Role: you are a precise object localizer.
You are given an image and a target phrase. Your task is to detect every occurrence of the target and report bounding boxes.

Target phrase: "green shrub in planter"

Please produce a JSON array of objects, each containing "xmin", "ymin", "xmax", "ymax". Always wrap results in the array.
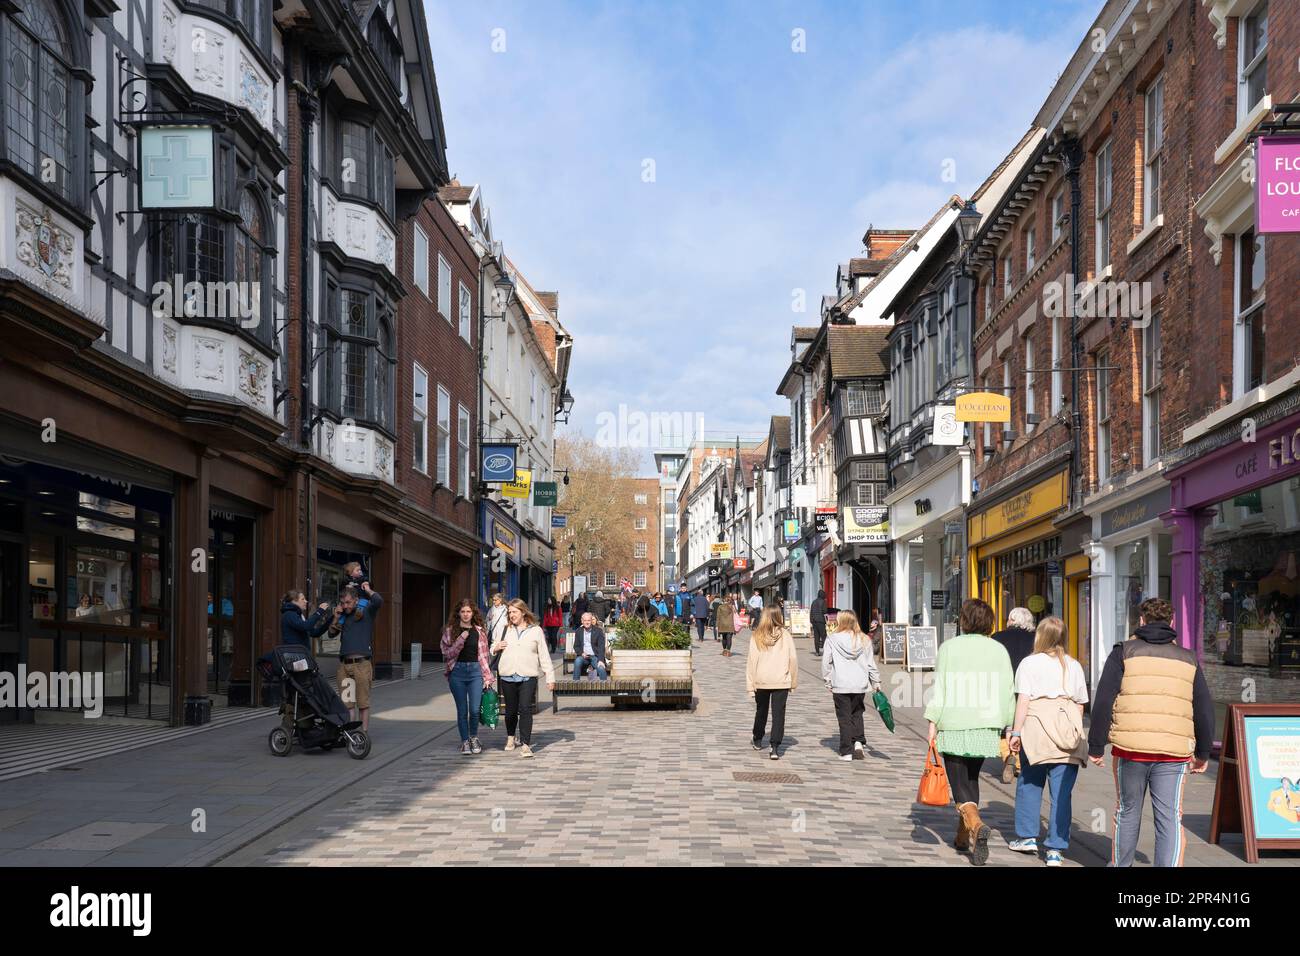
[{"xmin": 611, "ymin": 616, "xmax": 692, "ymax": 650}]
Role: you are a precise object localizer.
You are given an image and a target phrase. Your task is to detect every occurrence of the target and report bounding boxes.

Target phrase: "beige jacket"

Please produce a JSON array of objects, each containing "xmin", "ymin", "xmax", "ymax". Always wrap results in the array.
[
  {"xmin": 493, "ymin": 624, "xmax": 556, "ymax": 682},
  {"xmin": 747, "ymin": 628, "xmax": 798, "ymax": 695}
]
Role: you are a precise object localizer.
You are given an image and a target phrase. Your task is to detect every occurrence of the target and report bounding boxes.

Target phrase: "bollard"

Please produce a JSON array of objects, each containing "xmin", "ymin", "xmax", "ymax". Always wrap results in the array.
[{"xmin": 410, "ymin": 642, "xmax": 422, "ymax": 679}]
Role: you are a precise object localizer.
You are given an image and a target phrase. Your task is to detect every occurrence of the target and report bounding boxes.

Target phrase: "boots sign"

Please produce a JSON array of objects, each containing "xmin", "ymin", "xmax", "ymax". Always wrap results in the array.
[{"xmin": 1257, "ymin": 136, "xmax": 1300, "ymax": 233}]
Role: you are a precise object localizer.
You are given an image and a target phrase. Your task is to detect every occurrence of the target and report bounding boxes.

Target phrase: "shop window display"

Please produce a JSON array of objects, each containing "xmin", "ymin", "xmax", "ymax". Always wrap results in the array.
[{"xmin": 1200, "ymin": 480, "xmax": 1300, "ymax": 682}]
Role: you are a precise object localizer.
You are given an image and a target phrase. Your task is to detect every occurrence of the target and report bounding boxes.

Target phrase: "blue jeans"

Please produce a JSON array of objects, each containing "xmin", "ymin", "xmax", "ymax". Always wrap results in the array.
[
  {"xmin": 447, "ymin": 661, "xmax": 484, "ymax": 741},
  {"xmin": 1014, "ymin": 761, "xmax": 1080, "ymax": 850},
  {"xmin": 574, "ymin": 654, "xmax": 607, "ymax": 680}
]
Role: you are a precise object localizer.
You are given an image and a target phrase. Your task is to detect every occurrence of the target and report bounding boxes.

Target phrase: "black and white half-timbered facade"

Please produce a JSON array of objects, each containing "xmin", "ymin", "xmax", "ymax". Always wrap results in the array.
[{"xmin": 0, "ymin": 0, "xmax": 451, "ymax": 724}]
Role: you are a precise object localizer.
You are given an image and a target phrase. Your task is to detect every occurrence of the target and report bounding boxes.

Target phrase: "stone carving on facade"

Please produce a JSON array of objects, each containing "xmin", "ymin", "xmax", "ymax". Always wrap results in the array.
[
  {"xmin": 376, "ymin": 226, "xmax": 394, "ymax": 272},
  {"xmin": 322, "ymin": 422, "xmax": 336, "ymax": 464},
  {"xmin": 192, "ymin": 30, "xmax": 226, "ymax": 89},
  {"xmin": 323, "ymin": 194, "xmax": 337, "ymax": 242},
  {"xmin": 239, "ymin": 54, "xmax": 271, "ymax": 128},
  {"xmin": 193, "ymin": 335, "xmax": 225, "ymax": 384},
  {"xmin": 160, "ymin": 4, "xmax": 178, "ymax": 63},
  {"xmin": 238, "ymin": 348, "xmax": 268, "ymax": 406},
  {"xmin": 374, "ymin": 436, "xmax": 392, "ymax": 478},
  {"xmin": 344, "ymin": 210, "xmax": 368, "ymax": 256},
  {"xmin": 342, "ymin": 428, "xmax": 368, "ymax": 468},
  {"xmin": 161, "ymin": 323, "xmax": 178, "ymax": 374},
  {"xmin": 15, "ymin": 201, "xmax": 74, "ymax": 292}
]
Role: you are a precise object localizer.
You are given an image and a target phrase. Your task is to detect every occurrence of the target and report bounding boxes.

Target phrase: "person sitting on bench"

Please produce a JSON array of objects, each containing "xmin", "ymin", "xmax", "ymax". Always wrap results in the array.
[{"xmin": 573, "ymin": 611, "xmax": 608, "ymax": 681}]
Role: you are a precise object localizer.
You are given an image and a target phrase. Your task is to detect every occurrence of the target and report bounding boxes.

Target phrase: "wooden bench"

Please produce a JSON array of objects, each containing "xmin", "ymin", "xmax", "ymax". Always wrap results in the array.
[{"xmin": 551, "ymin": 677, "xmax": 693, "ymax": 712}]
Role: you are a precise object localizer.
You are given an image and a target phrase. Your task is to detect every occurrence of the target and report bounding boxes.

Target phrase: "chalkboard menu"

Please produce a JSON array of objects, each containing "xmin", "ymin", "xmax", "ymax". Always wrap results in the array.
[
  {"xmin": 906, "ymin": 626, "xmax": 938, "ymax": 671},
  {"xmin": 882, "ymin": 623, "xmax": 908, "ymax": 664}
]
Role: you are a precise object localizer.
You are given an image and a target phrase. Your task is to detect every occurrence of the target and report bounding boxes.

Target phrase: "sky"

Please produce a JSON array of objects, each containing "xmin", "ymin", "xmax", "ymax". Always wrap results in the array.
[{"xmin": 424, "ymin": 0, "xmax": 1100, "ymax": 459}]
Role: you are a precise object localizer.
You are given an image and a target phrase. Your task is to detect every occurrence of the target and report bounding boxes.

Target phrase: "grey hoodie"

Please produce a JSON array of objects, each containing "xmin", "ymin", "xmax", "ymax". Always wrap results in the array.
[{"xmin": 821, "ymin": 629, "xmax": 880, "ymax": 694}]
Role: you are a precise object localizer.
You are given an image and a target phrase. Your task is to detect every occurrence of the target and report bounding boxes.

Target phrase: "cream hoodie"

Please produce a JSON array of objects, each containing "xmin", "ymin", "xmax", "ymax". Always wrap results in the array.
[
  {"xmin": 746, "ymin": 628, "xmax": 798, "ymax": 695},
  {"xmin": 494, "ymin": 623, "xmax": 556, "ymax": 682}
]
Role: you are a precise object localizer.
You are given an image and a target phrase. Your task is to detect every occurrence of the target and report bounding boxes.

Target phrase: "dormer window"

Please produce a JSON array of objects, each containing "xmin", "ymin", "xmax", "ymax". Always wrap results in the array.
[{"xmin": 325, "ymin": 109, "xmax": 397, "ymax": 221}]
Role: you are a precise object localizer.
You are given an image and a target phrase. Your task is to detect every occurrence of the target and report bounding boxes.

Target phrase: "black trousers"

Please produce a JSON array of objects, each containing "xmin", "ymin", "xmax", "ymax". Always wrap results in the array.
[
  {"xmin": 501, "ymin": 677, "xmax": 538, "ymax": 744},
  {"xmin": 752, "ymin": 688, "xmax": 789, "ymax": 748},
  {"xmin": 544, "ymin": 626, "xmax": 559, "ymax": 653},
  {"xmin": 942, "ymin": 754, "xmax": 985, "ymax": 805},
  {"xmin": 812, "ymin": 621, "xmax": 827, "ymax": 654},
  {"xmin": 832, "ymin": 692, "xmax": 866, "ymax": 755},
  {"xmin": 720, "ymin": 630, "xmax": 734, "ymax": 650}
]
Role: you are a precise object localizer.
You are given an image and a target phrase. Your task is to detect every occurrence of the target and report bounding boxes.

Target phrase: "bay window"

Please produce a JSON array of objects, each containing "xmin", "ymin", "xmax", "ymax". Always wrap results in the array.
[
  {"xmin": 326, "ymin": 110, "xmax": 396, "ymax": 221},
  {"xmin": 2, "ymin": 0, "xmax": 86, "ymax": 208},
  {"xmin": 322, "ymin": 279, "xmax": 396, "ymax": 430}
]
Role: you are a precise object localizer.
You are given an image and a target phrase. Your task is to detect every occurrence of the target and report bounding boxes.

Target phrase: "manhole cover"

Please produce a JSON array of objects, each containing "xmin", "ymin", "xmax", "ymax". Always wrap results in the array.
[{"xmin": 733, "ymin": 771, "xmax": 803, "ymax": 784}]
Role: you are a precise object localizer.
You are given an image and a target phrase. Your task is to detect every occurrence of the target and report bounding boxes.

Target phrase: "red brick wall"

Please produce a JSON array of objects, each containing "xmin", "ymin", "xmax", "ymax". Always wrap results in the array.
[{"xmin": 394, "ymin": 196, "xmax": 480, "ymax": 537}]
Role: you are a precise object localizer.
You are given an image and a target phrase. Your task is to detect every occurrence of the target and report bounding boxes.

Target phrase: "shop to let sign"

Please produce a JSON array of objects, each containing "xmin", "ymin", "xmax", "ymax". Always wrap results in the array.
[
  {"xmin": 1256, "ymin": 136, "xmax": 1300, "ymax": 234},
  {"xmin": 501, "ymin": 468, "xmax": 532, "ymax": 499},
  {"xmin": 709, "ymin": 542, "xmax": 733, "ymax": 559}
]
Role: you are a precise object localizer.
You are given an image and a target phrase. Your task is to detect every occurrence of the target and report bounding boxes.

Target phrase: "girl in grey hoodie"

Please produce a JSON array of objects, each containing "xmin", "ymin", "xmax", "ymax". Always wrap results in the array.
[{"xmin": 822, "ymin": 610, "xmax": 881, "ymax": 761}]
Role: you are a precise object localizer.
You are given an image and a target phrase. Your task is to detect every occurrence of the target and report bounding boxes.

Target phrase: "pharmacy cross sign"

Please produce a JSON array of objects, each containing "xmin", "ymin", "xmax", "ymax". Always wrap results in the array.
[{"xmin": 139, "ymin": 125, "xmax": 216, "ymax": 210}]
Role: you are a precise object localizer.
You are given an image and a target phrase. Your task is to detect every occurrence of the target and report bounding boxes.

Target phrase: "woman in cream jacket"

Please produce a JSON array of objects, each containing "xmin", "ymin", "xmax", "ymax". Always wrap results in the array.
[
  {"xmin": 490, "ymin": 599, "xmax": 556, "ymax": 758},
  {"xmin": 746, "ymin": 606, "xmax": 798, "ymax": 760}
]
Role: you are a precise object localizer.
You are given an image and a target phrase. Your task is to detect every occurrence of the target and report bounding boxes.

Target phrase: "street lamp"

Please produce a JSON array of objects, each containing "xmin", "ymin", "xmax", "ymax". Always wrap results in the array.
[
  {"xmin": 555, "ymin": 389, "xmax": 575, "ymax": 424},
  {"xmin": 953, "ymin": 199, "xmax": 981, "ymax": 246}
]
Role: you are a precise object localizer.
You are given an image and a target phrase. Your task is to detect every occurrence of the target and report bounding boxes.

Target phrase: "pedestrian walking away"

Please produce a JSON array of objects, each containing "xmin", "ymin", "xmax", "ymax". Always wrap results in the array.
[
  {"xmin": 992, "ymin": 606, "xmax": 1037, "ymax": 783},
  {"xmin": 810, "ymin": 589, "xmax": 828, "ymax": 656},
  {"xmin": 542, "ymin": 598, "xmax": 563, "ymax": 654},
  {"xmin": 440, "ymin": 599, "xmax": 495, "ymax": 755},
  {"xmin": 1006, "ymin": 616, "xmax": 1088, "ymax": 866},
  {"xmin": 715, "ymin": 594, "xmax": 737, "ymax": 655},
  {"xmin": 692, "ymin": 591, "xmax": 710, "ymax": 642},
  {"xmin": 924, "ymin": 597, "xmax": 1014, "ymax": 866},
  {"xmin": 490, "ymin": 599, "xmax": 557, "ymax": 758},
  {"xmin": 747, "ymin": 606, "xmax": 798, "ymax": 760},
  {"xmin": 821, "ymin": 609, "xmax": 881, "ymax": 761},
  {"xmin": 1087, "ymin": 597, "xmax": 1214, "ymax": 867}
]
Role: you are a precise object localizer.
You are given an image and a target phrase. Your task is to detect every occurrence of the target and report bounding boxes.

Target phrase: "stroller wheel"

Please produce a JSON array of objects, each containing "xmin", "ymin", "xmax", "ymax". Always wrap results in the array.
[
  {"xmin": 268, "ymin": 726, "xmax": 292, "ymax": 756},
  {"xmin": 344, "ymin": 730, "xmax": 371, "ymax": 760}
]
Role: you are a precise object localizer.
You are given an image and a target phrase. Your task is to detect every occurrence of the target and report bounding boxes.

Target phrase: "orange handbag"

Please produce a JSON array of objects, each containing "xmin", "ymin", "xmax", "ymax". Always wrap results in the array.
[{"xmin": 917, "ymin": 740, "xmax": 952, "ymax": 807}]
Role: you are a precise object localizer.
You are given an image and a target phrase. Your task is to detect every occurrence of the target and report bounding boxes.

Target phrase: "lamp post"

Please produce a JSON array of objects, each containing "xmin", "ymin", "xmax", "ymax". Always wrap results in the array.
[{"xmin": 568, "ymin": 543, "xmax": 576, "ymax": 600}]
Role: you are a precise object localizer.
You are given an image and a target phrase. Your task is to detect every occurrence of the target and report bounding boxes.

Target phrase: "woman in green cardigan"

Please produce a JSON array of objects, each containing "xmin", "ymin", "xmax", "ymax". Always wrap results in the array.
[{"xmin": 924, "ymin": 597, "xmax": 1015, "ymax": 866}]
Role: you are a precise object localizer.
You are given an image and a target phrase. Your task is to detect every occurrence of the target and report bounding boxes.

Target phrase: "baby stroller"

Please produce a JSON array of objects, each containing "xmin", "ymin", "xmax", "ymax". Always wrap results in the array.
[{"xmin": 258, "ymin": 644, "xmax": 371, "ymax": 759}]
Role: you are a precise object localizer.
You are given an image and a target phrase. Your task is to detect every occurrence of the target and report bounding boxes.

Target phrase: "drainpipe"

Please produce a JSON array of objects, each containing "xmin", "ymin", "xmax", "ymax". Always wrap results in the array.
[{"xmin": 1063, "ymin": 135, "xmax": 1085, "ymax": 508}]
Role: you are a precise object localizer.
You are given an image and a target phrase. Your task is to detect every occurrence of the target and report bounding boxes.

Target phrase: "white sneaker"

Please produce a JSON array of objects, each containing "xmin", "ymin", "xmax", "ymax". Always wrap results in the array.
[
  {"xmin": 854, "ymin": 741, "xmax": 864, "ymax": 752},
  {"xmin": 504, "ymin": 736, "xmax": 517, "ymax": 752},
  {"xmin": 839, "ymin": 753, "xmax": 853, "ymax": 762},
  {"xmin": 520, "ymin": 744, "xmax": 534, "ymax": 758}
]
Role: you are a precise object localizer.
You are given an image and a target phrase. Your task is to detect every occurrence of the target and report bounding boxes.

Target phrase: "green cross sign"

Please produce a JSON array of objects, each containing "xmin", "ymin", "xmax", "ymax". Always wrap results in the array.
[{"xmin": 140, "ymin": 125, "xmax": 215, "ymax": 209}]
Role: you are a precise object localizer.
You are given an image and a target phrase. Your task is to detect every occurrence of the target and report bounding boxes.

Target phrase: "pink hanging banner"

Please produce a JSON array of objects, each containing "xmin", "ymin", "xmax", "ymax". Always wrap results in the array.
[{"xmin": 1256, "ymin": 135, "xmax": 1300, "ymax": 233}]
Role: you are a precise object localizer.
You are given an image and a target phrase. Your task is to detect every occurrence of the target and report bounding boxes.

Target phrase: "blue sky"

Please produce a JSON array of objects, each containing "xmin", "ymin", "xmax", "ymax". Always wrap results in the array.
[{"xmin": 425, "ymin": 0, "xmax": 1099, "ymax": 456}]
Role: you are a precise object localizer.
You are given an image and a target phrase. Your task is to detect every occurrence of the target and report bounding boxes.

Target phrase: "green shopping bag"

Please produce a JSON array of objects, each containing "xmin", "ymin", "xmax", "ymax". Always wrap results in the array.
[
  {"xmin": 479, "ymin": 687, "xmax": 500, "ymax": 729},
  {"xmin": 872, "ymin": 689, "xmax": 895, "ymax": 733}
]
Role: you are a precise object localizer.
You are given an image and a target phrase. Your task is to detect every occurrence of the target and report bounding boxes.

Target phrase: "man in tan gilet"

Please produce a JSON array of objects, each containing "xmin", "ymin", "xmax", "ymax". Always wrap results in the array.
[{"xmin": 1087, "ymin": 598, "xmax": 1214, "ymax": 866}]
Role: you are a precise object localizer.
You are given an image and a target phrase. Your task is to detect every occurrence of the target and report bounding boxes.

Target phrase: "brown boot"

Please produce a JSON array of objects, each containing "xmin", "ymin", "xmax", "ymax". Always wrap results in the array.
[
  {"xmin": 958, "ymin": 802, "xmax": 990, "ymax": 866},
  {"xmin": 954, "ymin": 808, "xmax": 969, "ymax": 851}
]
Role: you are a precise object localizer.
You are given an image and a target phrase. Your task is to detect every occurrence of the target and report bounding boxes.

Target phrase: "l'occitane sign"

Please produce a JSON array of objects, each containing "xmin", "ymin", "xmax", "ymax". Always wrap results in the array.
[{"xmin": 955, "ymin": 391, "xmax": 1011, "ymax": 423}]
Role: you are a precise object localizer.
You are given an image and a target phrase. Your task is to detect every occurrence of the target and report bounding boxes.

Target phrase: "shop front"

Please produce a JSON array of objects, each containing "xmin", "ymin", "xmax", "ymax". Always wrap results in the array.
[
  {"xmin": 1166, "ymin": 405, "xmax": 1300, "ymax": 707},
  {"xmin": 0, "ymin": 450, "xmax": 174, "ymax": 723},
  {"xmin": 838, "ymin": 507, "xmax": 889, "ymax": 623},
  {"xmin": 479, "ymin": 503, "xmax": 521, "ymax": 606},
  {"xmin": 1085, "ymin": 482, "xmax": 1172, "ymax": 685},
  {"xmin": 887, "ymin": 449, "xmax": 969, "ymax": 630},
  {"xmin": 968, "ymin": 468, "xmax": 1069, "ymax": 632}
]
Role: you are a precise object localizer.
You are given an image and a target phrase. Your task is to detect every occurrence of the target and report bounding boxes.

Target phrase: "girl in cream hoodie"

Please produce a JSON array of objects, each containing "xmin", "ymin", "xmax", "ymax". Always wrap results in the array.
[
  {"xmin": 490, "ymin": 599, "xmax": 556, "ymax": 758},
  {"xmin": 746, "ymin": 607, "xmax": 798, "ymax": 760}
]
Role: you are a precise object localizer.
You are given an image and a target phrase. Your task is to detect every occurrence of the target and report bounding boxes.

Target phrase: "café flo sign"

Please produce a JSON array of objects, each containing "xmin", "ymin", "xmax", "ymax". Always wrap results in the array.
[{"xmin": 1269, "ymin": 427, "xmax": 1300, "ymax": 472}]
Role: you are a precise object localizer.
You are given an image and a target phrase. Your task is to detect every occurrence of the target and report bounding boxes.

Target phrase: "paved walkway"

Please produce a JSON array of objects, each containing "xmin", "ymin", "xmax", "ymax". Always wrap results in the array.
[{"xmin": 220, "ymin": 632, "xmax": 1277, "ymax": 867}]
